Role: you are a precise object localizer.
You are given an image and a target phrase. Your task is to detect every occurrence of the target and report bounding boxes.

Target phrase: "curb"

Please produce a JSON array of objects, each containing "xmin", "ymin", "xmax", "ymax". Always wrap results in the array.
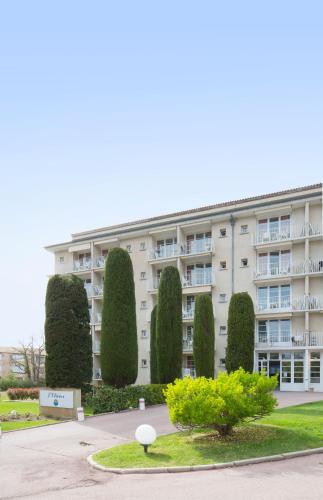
[
  {"xmin": 84, "ymin": 404, "xmax": 165, "ymax": 419},
  {"xmin": 0, "ymin": 419, "xmax": 69, "ymax": 434},
  {"xmin": 87, "ymin": 446, "xmax": 323, "ymax": 475}
]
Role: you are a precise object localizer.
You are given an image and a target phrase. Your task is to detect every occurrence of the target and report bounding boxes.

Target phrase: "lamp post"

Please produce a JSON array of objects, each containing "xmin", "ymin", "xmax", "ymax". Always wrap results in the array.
[{"xmin": 135, "ymin": 424, "xmax": 157, "ymax": 453}]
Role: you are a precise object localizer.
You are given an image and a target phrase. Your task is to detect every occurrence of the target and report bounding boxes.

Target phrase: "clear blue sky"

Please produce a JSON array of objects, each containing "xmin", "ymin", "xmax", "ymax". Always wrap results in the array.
[{"xmin": 0, "ymin": 1, "xmax": 322, "ymax": 345}]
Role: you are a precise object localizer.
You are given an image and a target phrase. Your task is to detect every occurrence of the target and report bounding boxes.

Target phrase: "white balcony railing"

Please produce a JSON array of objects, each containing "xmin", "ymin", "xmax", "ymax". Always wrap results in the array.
[
  {"xmin": 254, "ymin": 266, "xmax": 291, "ymax": 280},
  {"xmin": 149, "ymin": 244, "xmax": 178, "ymax": 260},
  {"xmin": 181, "ymin": 239, "xmax": 212, "ymax": 256},
  {"xmin": 95, "ymin": 313, "xmax": 102, "ymax": 324},
  {"xmin": 182, "ymin": 306, "xmax": 195, "ymax": 320},
  {"xmin": 93, "ymin": 341, "xmax": 101, "ymax": 353},
  {"xmin": 255, "ymin": 223, "xmax": 322, "ymax": 245},
  {"xmin": 84, "ymin": 284, "xmax": 104, "ymax": 298},
  {"xmin": 255, "ymin": 258, "xmax": 323, "ymax": 280},
  {"xmin": 256, "ymin": 331, "xmax": 323, "ymax": 348},
  {"xmin": 182, "ymin": 270, "xmax": 213, "ymax": 287},
  {"xmin": 293, "ymin": 295, "xmax": 323, "ymax": 312},
  {"xmin": 257, "ymin": 298, "xmax": 291, "ymax": 313},
  {"xmin": 94, "ymin": 256, "xmax": 107, "ymax": 268},
  {"xmin": 182, "ymin": 339, "xmax": 193, "ymax": 351},
  {"xmin": 292, "ymin": 259, "xmax": 323, "ymax": 276},
  {"xmin": 73, "ymin": 259, "xmax": 92, "ymax": 272},
  {"xmin": 182, "ymin": 368, "xmax": 196, "ymax": 378}
]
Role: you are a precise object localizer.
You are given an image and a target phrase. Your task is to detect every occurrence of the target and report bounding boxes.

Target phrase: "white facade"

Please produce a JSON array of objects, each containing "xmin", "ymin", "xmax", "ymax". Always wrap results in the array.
[{"xmin": 46, "ymin": 183, "xmax": 323, "ymax": 391}]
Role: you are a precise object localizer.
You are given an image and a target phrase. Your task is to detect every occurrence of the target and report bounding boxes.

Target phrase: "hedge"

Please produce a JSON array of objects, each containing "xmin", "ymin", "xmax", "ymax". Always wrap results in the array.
[
  {"xmin": 0, "ymin": 376, "xmax": 41, "ymax": 391},
  {"xmin": 7, "ymin": 388, "xmax": 40, "ymax": 400},
  {"xmin": 86, "ymin": 384, "xmax": 167, "ymax": 414}
]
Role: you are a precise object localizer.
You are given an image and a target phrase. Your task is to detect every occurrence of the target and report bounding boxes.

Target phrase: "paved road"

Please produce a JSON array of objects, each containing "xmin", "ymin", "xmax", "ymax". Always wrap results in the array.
[{"xmin": 1, "ymin": 392, "xmax": 323, "ymax": 500}]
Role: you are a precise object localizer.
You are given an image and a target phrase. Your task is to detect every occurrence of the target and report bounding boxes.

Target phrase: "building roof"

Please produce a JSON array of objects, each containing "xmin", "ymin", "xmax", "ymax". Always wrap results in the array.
[
  {"xmin": 45, "ymin": 183, "xmax": 322, "ymax": 250},
  {"xmin": 0, "ymin": 346, "xmax": 21, "ymax": 354}
]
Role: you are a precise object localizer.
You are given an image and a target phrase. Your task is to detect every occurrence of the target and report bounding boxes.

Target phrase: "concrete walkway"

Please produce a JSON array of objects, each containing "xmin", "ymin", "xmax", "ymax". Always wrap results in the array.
[{"xmin": 0, "ymin": 392, "xmax": 323, "ymax": 499}]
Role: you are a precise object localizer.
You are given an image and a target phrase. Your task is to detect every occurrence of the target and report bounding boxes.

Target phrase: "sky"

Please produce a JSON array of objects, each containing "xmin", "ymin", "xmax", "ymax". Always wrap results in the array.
[{"xmin": 0, "ymin": 1, "xmax": 322, "ymax": 345}]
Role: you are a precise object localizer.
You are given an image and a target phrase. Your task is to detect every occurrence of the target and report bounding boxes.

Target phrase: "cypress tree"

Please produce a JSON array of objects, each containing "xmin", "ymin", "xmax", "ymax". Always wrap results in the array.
[
  {"xmin": 150, "ymin": 305, "xmax": 158, "ymax": 383},
  {"xmin": 45, "ymin": 275, "xmax": 92, "ymax": 388},
  {"xmin": 101, "ymin": 248, "xmax": 138, "ymax": 388},
  {"xmin": 225, "ymin": 292, "xmax": 255, "ymax": 373},
  {"xmin": 156, "ymin": 266, "xmax": 182, "ymax": 383},
  {"xmin": 193, "ymin": 294, "xmax": 215, "ymax": 378}
]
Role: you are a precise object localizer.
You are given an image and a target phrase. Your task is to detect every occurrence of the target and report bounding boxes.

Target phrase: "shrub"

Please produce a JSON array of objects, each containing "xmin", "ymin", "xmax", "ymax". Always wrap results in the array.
[
  {"xmin": 165, "ymin": 369, "xmax": 277, "ymax": 436},
  {"xmin": 226, "ymin": 292, "xmax": 255, "ymax": 373},
  {"xmin": 101, "ymin": 248, "xmax": 138, "ymax": 388},
  {"xmin": 7, "ymin": 388, "xmax": 40, "ymax": 400},
  {"xmin": 193, "ymin": 294, "xmax": 215, "ymax": 378},
  {"xmin": 0, "ymin": 375, "xmax": 41, "ymax": 391},
  {"xmin": 87, "ymin": 384, "xmax": 166, "ymax": 414},
  {"xmin": 156, "ymin": 266, "xmax": 182, "ymax": 383},
  {"xmin": 150, "ymin": 305, "xmax": 159, "ymax": 383},
  {"xmin": 45, "ymin": 274, "xmax": 92, "ymax": 389}
]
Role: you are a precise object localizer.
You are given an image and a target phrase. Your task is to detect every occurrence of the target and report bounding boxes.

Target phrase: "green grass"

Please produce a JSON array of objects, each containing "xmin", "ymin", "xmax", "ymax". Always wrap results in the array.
[
  {"xmin": 0, "ymin": 400, "xmax": 39, "ymax": 415},
  {"xmin": 1, "ymin": 419, "xmax": 56, "ymax": 432},
  {"xmin": 93, "ymin": 401, "xmax": 323, "ymax": 469}
]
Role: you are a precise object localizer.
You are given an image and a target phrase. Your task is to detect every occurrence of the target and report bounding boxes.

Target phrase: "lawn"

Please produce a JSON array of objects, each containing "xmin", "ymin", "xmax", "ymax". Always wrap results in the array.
[
  {"xmin": 0, "ymin": 398, "xmax": 57, "ymax": 432},
  {"xmin": 93, "ymin": 401, "xmax": 323, "ymax": 469}
]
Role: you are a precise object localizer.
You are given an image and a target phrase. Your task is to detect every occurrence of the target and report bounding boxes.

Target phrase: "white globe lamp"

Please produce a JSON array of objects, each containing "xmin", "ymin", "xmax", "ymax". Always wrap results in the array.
[{"xmin": 135, "ymin": 424, "xmax": 157, "ymax": 453}]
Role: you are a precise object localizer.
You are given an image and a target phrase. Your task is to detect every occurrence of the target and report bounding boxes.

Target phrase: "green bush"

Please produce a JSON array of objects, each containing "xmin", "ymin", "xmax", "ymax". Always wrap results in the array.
[
  {"xmin": 156, "ymin": 266, "xmax": 182, "ymax": 383},
  {"xmin": 226, "ymin": 292, "xmax": 255, "ymax": 373},
  {"xmin": 7, "ymin": 388, "xmax": 39, "ymax": 400},
  {"xmin": 165, "ymin": 369, "xmax": 277, "ymax": 436},
  {"xmin": 193, "ymin": 294, "xmax": 215, "ymax": 378},
  {"xmin": 87, "ymin": 384, "xmax": 167, "ymax": 414},
  {"xmin": 0, "ymin": 375, "xmax": 41, "ymax": 391},
  {"xmin": 101, "ymin": 248, "xmax": 138, "ymax": 388}
]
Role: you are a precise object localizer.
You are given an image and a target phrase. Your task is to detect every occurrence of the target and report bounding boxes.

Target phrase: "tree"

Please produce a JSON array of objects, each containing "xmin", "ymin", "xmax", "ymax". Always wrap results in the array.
[
  {"xmin": 193, "ymin": 294, "xmax": 215, "ymax": 378},
  {"xmin": 13, "ymin": 336, "xmax": 45, "ymax": 384},
  {"xmin": 101, "ymin": 248, "xmax": 138, "ymax": 388},
  {"xmin": 225, "ymin": 292, "xmax": 255, "ymax": 373},
  {"xmin": 165, "ymin": 368, "xmax": 277, "ymax": 436},
  {"xmin": 150, "ymin": 305, "xmax": 159, "ymax": 383},
  {"xmin": 45, "ymin": 275, "xmax": 92, "ymax": 389},
  {"xmin": 156, "ymin": 266, "xmax": 182, "ymax": 383}
]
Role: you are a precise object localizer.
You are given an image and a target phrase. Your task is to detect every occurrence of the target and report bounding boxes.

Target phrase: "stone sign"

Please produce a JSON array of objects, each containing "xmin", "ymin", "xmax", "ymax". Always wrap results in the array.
[{"xmin": 39, "ymin": 388, "xmax": 81, "ymax": 420}]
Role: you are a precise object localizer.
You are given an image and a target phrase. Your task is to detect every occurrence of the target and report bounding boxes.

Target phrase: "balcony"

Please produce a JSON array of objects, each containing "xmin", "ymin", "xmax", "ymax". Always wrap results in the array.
[
  {"xmin": 255, "ymin": 258, "xmax": 323, "ymax": 281},
  {"xmin": 149, "ymin": 244, "xmax": 178, "ymax": 260},
  {"xmin": 93, "ymin": 341, "xmax": 101, "ymax": 354},
  {"xmin": 84, "ymin": 284, "xmax": 104, "ymax": 298},
  {"xmin": 73, "ymin": 259, "xmax": 92, "ymax": 272},
  {"xmin": 293, "ymin": 295, "xmax": 323, "ymax": 312},
  {"xmin": 256, "ymin": 331, "xmax": 323, "ymax": 348},
  {"xmin": 292, "ymin": 258, "xmax": 323, "ymax": 276},
  {"xmin": 255, "ymin": 223, "xmax": 322, "ymax": 245},
  {"xmin": 182, "ymin": 339, "xmax": 193, "ymax": 352},
  {"xmin": 257, "ymin": 298, "xmax": 291, "ymax": 314},
  {"xmin": 254, "ymin": 266, "xmax": 291, "ymax": 281},
  {"xmin": 182, "ymin": 306, "xmax": 195, "ymax": 320},
  {"xmin": 181, "ymin": 239, "xmax": 212, "ymax": 256},
  {"xmin": 93, "ymin": 256, "xmax": 107, "ymax": 269},
  {"xmin": 182, "ymin": 368, "xmax": 196, "ymax": 378},
  {"xmin": 182, "ymin": 270, "xmax": 213, "ymax": 287},
  {"xmin": 93, "ymin": 368, "xmax": 102, "ymax": 380}
]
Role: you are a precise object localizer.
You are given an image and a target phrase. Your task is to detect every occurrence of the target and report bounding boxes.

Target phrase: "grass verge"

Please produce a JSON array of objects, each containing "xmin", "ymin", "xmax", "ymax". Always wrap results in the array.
[
  {"xmin": 93, "ymin": 401, "xmax": 323, "ymax": 469},
  {"xmin": 1, "ymin": 419, "xmax": 57, "ymax": 432}
]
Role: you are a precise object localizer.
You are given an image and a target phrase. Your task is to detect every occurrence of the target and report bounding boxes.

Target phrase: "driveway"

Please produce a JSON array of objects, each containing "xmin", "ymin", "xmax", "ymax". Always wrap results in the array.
[{"xmin": 1, "ymin": 392, "xmax": 323, "ymax": 500}]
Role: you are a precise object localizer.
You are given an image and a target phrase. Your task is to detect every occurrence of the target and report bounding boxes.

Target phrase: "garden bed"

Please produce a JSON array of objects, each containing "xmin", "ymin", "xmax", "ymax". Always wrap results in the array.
[
  {"xmin": 92, "ymin": 401, "xmax": 323, "ymax": 469},
  {"xmin": 0, "ymin": 398, "xmax": 57, "ymax": 432}
]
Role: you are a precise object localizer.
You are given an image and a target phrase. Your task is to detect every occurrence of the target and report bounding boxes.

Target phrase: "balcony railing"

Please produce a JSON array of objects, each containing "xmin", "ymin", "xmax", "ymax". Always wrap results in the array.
[
  {"xmin": 181, "ymin": 239, "xmax": 212, "ymax": 256},
  {"xmin": 182, "ymin": 306, "xmax": 195, "ymax": 320},
  {"xmin": 182, "ymin": 270, "xmax": 213, "ymax": 287},
  {"xmin": 94, "ymin": 256, "xmax": 107, "ymax": 268},
  {"xmin": 149, "ymin": 244, "xmax": 178, "ymax": 260},
  {"xmin": 254, "ymin": 266, "xmax": 291, "ymax": 280},
  {"xmin": 182, "ymin": 368, "xmax": 196, "ymax": 378},
  {"xmin": 255, "ymin": 223, "xmax": 322, "ymax": 245},
  {"xmin": 84, "ymin": 284, "xmax": 104, "ymax": 298},
  {"xmin": 257, "ymin": 298, "xmax": 291, "ymax": 313},
  {"xmin": 73, "ymin": 259, "xmax": 92, "ymax": 272},
  {"xmin": 93, "ymin": 341, "xmax": 101, "ymax": 353},
  {"xmin": 292, "ymin": 259, "xmax": 323, "ymax": 276},
  {"xmin": 293, "ymin": 295, "xmax": 323, "ymax": 312},
  {"xmin": 256, "ymin": 331, "xmax": 323, "ymax": 348},
  {"xmin": 255, "ymin": 258, "xmax": 323, "ymax": 280},
  {"xmin": 182, "ymin": 339, "xmax": 193, "ymax": 351},
  {"xmin": 93, "ymin": 368, "xmax": 102, "ymax": 380}
]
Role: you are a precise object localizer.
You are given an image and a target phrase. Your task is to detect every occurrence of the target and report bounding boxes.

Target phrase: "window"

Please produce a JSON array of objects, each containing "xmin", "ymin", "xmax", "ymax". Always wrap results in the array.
[
  {"xmin": 219, "ymin": 325, "xmax": 227, "ymax": 335},
  {"xmin": 185, "ymin": 233, "xmax": 212, "ymax": 254},
  {"xmin": 240, "ymin": 225, "xmax": 248, "ymax": 234},
  {"xmin": 141, "ymin": 330, "xmax": 148, "ymax": 339},
  {"xmin": 241, "ymin": 258, "xmax": 248, "ymax": 267},
  {"xmin": 156, "ymin": 238, "xmax": 177, "ymax": 258},
  {"xmin": 140, "ymin": 242, "xmax": 146, "ymax": 251},
  {"xmin": 294, "ymin": 352, "xmax": 304, "ymax": 383},
  {"xmin": 257, "ymin": 285, "xmax": 290, "ymax": 311},
  {"xmin": 59, "ymin": 256, "xmax": 64, "ymax": 263},
  {"xmin": 220, "ymin": 261, "xmax": 227, "ymax": 270},
  {"xmin": 310, "ymin": 352, "xmax": 320, "ymax": 383},
  {"xmin": 281, "ymin": 353, "xmax": 291, "ymax": 383},
  {"xmin": 219, "ymin": 358, "xmax": 226, "ymax": 367},
  {"xmin": 140, "ymin": 272, "xmax": 147, "ymax": 280},
  {"xmin": 126, "ymin": 245, "xmax": 132, "ymax": 253},
  {"xmin": 185, "ymin": 263, "xmax": 212, "ymax": 286},
  {"xmin": 140, "ymin": 301, "xmax": 147, "ymax": 310},
  {"xmin": 257, "ymin": 319, "xmax": 291, "ymax": 344},
  {"xmin": 141, "ymin": 359, "xmax": 148, "ymax": 368},
  {"xmin": 219, "ymin": 293, "xmax": 227, "ymax": 303},
  {"xmin": 256, "ymin": 250, "xmax": 291, "ymax": 277},
  {"xmin": 257, "ymin": 215, "xmax": 291, "ymax": 243},
  {"xmin": 220, "ymin": 228, "xmax": 227, "ymax": 237}
]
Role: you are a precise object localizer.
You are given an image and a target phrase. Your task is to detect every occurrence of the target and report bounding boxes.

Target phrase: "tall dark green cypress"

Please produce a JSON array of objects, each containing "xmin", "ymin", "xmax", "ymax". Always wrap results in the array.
[
  {"xmin": 150, "ymin": 305, "xmax": 158, "ymax": 383},
  {"xmin": 193, "ymin": 294, "xmax": 215, "ymax": 378},
  {"xmin": 101, "ymin": 248, "xmax": 138, "ymax": 388},
  {"xmin": 45, "ymin": 275, "xmax": 92, "ymax": 388},
  {"xmin": 225, "ymin": 292, "xmax": 255, "ymax": 373},
  {"xmin": 156, "ymin": 266, "xmax": 182, "ymax": 383}
]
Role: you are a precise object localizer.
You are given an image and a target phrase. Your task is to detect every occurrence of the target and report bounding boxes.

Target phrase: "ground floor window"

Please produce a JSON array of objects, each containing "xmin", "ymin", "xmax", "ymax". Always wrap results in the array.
[
  {"xmin": 257, "ymin": 351, "xmax": 305, "ymax": 385},
  {"xmin": 310, "ymin": 352, "xmax": 321, "ymax": 383}
]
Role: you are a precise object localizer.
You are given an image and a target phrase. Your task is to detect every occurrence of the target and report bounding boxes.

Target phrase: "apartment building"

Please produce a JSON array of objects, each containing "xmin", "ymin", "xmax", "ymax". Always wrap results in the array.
[
  {"xmin": 46, "ymin": 183, "xmax": 323, "ymax": 392},
  {"xmin": 0, "ymin": 347, "xmax": 29, "ymax": 379}
]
